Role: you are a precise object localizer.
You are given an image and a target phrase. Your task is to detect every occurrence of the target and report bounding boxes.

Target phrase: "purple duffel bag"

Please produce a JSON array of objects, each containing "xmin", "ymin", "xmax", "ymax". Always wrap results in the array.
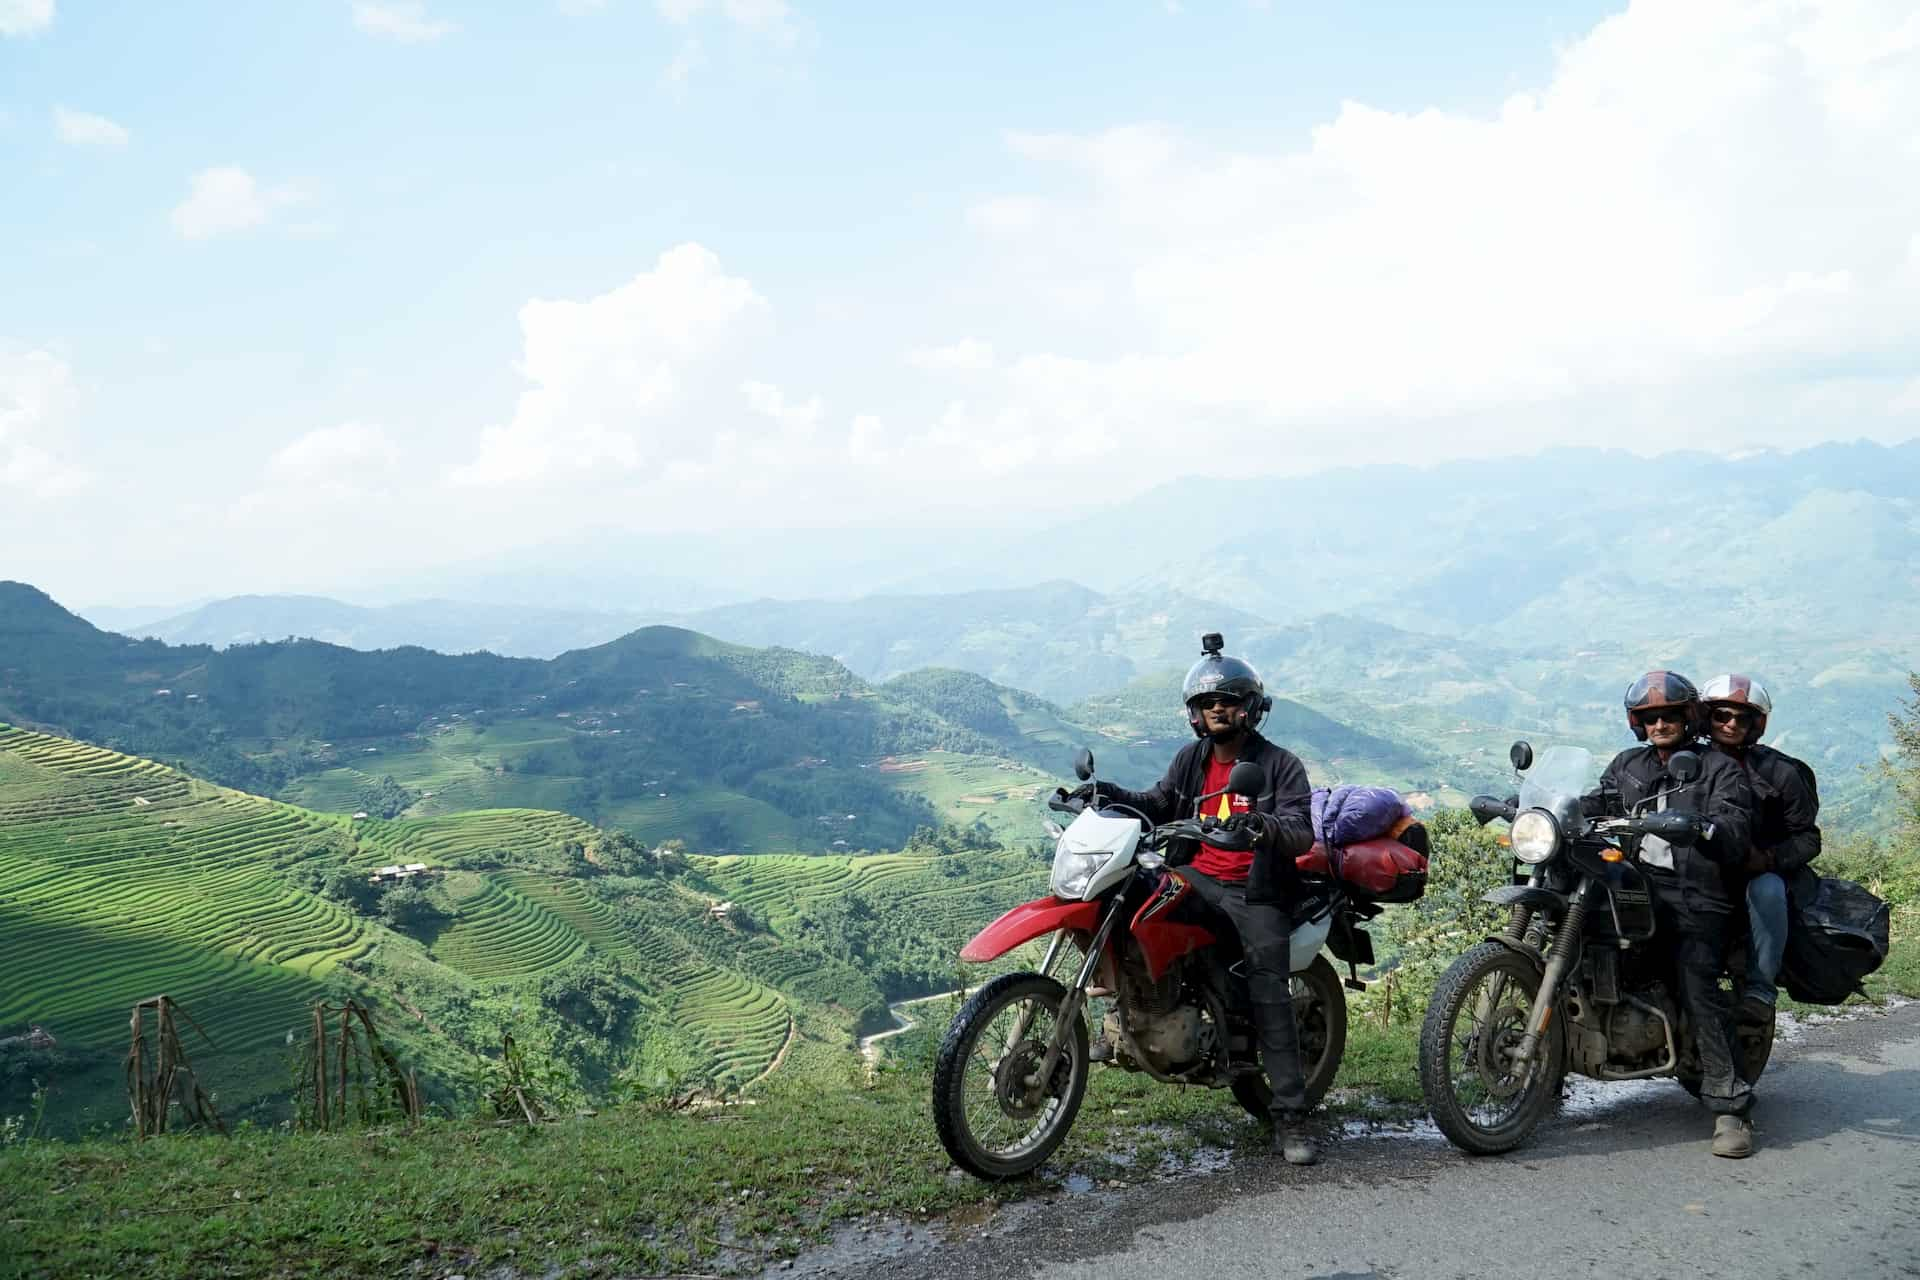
[{"xmin": 1311, "ymin": 784, "xmax": 1411, "ymax": 848}]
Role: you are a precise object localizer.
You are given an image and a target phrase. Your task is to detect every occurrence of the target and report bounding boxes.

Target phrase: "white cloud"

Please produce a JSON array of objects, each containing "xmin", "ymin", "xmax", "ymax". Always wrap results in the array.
[
  {"xmin": 351, "ymin": 1, "xmax": 457, "ymax": 42},
  {"xmin": 0, "ymin": 0, "xmax": 52, "ymax": 37},
  {"xmin": 659, "ymin": 37, "xmax": 705, "ymax": 99},
  {"xmin": 450, "ymin": 243, "xmax": 771, "ymax": 488},
  {"xmin": 742, "ymin": 380, "xmax": 822, "ymax": 432},
  {"xmin": 953, "ymin": 0, "xmax": 1920, "ymax": 470},
  {"xmin": 907, "ymin": 338, "xmax": 995, "ymax": 372},
  {"xmin": 271, "ymin": 423, "xmax": 401, "ymax": 475},
  {"xmin": 0, "ymin": 346, "xmax": 89, "ymax": 498},
  {"xmin": 52, "ymin": 106, "xmax": 129, "ymax": 147},
  {"xmin": 655, "ymin": 0, "xmax": 792, "ymax": 41},
  {"xmin": 170, "ymin": 167, "xmax": 304, "ymax": 240}
]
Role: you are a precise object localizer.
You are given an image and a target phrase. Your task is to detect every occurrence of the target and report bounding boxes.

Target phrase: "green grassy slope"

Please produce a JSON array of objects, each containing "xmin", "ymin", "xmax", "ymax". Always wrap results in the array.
[{"xmin": 0, "ymin": 726, "xmax": 903, "ymax": 1132}]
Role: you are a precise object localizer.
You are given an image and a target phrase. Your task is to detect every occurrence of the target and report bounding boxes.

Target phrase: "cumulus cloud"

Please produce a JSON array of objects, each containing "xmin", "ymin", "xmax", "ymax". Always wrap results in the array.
[
  {"xmin": 271, "ymin": 423, "xmax": 401, "ymax": 475},
  {"xmin": 52, "ymin": 106, "xmax": 129, "ymax": 147},
  {"xmin": 351, "ymin": 1, "xmax": 457, "ymax": 42},
  {"xmin": 0, "ymin": 346, "xmax": 89, "ymax": 498},
  {"xmin": 956, "ymin": 0, "xmax": 1920, "ymax": 470},
  {"xmin": 170, "ymin": 167, "xmax": 304, "ymax": 240},
  {"xmin": 450, "ymin": 243, "xmax": 771, "ymax": 488},
  {"xmin": 0, "ymin": 0, "xmax": 52, "ymax": 37},
  {"xmin": 907, "ymin": 338, "xmax": 995, "ymax": 372}
]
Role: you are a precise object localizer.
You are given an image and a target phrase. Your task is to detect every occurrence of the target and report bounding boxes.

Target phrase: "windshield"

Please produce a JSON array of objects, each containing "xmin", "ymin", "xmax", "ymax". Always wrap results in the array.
[{"xmin": 1518, "ymin": 745, "xmax": 1595, "ymax": 813}]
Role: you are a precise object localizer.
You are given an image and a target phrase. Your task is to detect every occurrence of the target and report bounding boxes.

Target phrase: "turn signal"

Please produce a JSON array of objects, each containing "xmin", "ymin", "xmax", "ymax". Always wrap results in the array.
[{"xmin": 1600, "ymin": 848, "xmax": 1625, "ymax": 863}]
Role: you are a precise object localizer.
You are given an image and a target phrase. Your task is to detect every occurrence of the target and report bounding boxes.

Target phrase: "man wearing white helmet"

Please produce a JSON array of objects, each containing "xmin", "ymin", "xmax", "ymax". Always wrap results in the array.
[{"xmin": 1700, "ymin": 674, "xmax": 1822, "ymax": 1028}]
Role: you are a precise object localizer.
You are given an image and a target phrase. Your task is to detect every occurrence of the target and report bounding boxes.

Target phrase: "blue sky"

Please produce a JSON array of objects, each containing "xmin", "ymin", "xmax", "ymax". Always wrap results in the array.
[{"xmin": 4, "ymin": 0, "xmax": 1917, "ymax": 605}]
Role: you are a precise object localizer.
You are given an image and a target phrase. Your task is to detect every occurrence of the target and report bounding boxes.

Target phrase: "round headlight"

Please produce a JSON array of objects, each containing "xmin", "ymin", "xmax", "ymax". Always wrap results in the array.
[{"xmin": 1510, "ymin": 809, "xmax": 1560, "ymax": 864}]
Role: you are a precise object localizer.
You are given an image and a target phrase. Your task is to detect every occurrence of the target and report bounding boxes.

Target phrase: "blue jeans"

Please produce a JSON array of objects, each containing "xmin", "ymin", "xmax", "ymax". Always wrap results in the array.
[{"xmin": 1746, "ymin": 871, "xmax": 1789, "ymax": 1005}]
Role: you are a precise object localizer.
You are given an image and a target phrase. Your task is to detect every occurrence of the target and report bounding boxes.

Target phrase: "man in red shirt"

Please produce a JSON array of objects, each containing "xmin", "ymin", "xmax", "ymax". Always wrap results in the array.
[{"xmin": 1074, "ymin": 634, "xmax": 1319, "ymax": 1164}]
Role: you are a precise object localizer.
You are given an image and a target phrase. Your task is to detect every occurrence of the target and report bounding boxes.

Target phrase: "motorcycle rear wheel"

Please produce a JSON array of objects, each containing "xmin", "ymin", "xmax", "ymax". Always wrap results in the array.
[
  {"xmin": 1419, "ymin": 941, "xmax": 1566, "ymax": 1156},
  {"xmin": 932, "ymin": 972, "xmax": 1089, "ymax": 1181},
  {"xmin": 1230, "ymin": 954, "xmax": 1348, "ymax": 1120}
]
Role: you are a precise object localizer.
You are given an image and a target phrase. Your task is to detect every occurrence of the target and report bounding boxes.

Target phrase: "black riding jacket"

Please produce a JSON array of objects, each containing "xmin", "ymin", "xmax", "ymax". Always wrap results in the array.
[
  {"xmin": 1590, "ymin": 741, "xmax": 1754, "ymax": 905},
  {"xmin": 1103, "ymin": 732, "xmax": 1313, "ymax": 905},
  {"xmin": 1718, "ymin": 743, "xmax": 1821, "ymax": 877}
]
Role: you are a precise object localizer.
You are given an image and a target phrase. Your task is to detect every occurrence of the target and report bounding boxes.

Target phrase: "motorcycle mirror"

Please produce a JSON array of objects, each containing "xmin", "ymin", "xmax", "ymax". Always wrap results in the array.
[
  {"xmin": 1668, "ymin": 749, "xmax": 1702, "ymax": 783},
  {"xmin": 1226, "ymin": 761, "xmax": 1264, "ymax": 798},
  {"xmin": 1509, "ymin": 740, "xmax": 1534, "ymax": 772},
  {"xmin": 1072, "ymin": 747, "xmax": 1095, "ymax": 782}
]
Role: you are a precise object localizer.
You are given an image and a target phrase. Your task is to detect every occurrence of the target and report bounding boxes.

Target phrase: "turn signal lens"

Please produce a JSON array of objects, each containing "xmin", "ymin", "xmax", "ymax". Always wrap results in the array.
[{"xmin": 1600, "ymin": 848, "xmax": 1625, "ymax": 863}]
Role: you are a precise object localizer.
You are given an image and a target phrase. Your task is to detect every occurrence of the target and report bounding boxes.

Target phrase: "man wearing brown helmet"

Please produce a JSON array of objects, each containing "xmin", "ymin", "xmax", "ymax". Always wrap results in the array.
[
  {"xmin": 1699, "ymin": 673, "xmax": 1821, "ymax": 1029},
  {"xmin": 1589, "ymin": 670, "xmax": 1758, "ymax": 1157}
]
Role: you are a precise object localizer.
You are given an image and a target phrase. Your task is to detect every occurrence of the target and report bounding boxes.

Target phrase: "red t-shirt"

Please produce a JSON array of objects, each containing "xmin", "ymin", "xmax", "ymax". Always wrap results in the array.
[{"xmin": 1190, "ymin": 754, "xmax": 1255, "ymax": 882}]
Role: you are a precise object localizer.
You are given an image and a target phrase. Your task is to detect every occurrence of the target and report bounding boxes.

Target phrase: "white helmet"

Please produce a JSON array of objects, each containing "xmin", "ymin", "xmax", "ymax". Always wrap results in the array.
[{"xmin": 1700, "ymin": 673, "xmax": 1772, "ymax": 745}]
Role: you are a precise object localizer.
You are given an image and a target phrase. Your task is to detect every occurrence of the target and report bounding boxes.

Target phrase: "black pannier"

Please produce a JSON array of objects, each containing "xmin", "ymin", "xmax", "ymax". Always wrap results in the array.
[{"xmin": 1778, "ymin": 875, "xmax": 1892, "ymax": 1006}]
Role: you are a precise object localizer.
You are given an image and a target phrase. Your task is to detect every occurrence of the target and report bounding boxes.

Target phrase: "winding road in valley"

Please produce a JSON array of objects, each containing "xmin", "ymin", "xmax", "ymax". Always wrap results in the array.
[
  {"xmin": 858, "ymin": 991, "xmax": 962, "ymax": 1071},
  {"xmin": 814, "ymin": 1000, "xmax": 1920, "ymax": 1280}
]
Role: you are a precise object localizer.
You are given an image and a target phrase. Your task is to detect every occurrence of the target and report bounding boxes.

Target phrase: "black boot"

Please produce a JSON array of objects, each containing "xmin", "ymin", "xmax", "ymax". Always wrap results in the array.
[{"xmin": 1274, "ymin": 1116, "xmax": 1319, "ymax": 1166}]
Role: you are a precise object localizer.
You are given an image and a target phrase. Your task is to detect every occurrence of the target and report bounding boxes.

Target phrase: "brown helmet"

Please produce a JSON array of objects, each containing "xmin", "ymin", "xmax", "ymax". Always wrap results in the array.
[
  {"xmin": 1623, "ymin": 670, "xmax": 1701, "ymax": 741},
  {"xmin": 1700, "ymin": 672, "xmax": 1772, "ymax": 746}
]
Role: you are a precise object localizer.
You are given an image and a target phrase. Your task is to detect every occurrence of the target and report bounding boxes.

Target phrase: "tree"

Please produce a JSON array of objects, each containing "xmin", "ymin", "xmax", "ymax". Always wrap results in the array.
[
  {"xmin": 380, "ymin": 885, "xmax": 450, "ymax": 932},
  {"xmin": 1885, "ymin": 672, "xmax": 1920, "ymax": 845}
]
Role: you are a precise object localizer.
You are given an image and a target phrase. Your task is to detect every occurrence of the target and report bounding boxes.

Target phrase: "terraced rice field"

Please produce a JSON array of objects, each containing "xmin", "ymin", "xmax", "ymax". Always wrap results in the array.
[
  {"xmin": 0, "ymin": 725, "xmax": 366, "ymax": 1067},
  {"xmin": 430, "ymin": 873, "xmax": 589, "ymax": 980},
  {"xmin": 689, "ymin": 852, "xmax": 938, "ymax": 925},
  {"xmin": 595, "ymin": 787, "xmax": 803, "ymax": 850},
  {"xmin": 354, "ymin": 808, "xmax": 596, "ymax": 869},
  {"xmin": 624, "ymin": 904, "xmax": 792, "ymax": 1086}
]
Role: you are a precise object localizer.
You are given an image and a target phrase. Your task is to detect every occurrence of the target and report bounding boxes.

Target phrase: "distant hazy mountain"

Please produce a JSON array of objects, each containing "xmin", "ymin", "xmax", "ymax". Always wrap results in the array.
[
  {"xmin": 105, "ymin": 594, "xmax": 651, "ymax": 659},
  {"xmin": 679, "ymin": 581, "xmax": 1273, "ymax": 703}
]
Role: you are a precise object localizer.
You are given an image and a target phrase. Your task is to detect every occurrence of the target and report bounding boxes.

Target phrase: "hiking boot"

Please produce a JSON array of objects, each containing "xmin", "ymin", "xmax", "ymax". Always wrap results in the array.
[
  {"xmin": 1275, "ymin": 1122, "xmax": 1320, "ymax": 1166},
  {"xmin": 1088, "ymin": 1035, "xmax": 1115, "ymax": 1064},
  {"xmin": 1712, "ymin": 1114, "xmax": 1754, "ymax": 1159},
  {"xmin": 1737, "ymin": 995, "xmax": 1776, "ymax": 1027}
]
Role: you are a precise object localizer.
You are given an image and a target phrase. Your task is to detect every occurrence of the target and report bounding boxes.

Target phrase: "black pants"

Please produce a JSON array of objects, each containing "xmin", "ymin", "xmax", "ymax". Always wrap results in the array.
[
  {"xmin": 1647, "ymin": 872, "xmax": 1753, "ymax": 1117},
  {"xmin": 1176, "ymin": 867, "xmax": 1310, "ymax": 1120}
]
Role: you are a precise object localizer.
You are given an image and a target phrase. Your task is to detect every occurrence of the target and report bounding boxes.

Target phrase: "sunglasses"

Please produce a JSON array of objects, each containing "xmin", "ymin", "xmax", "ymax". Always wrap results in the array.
[
  {"xmin": 1634, "ymin": 707, "xmax": 1688, "ymax": 726},
  {"xmin": 1193, "ymin": 695, "xmax": 1243, "ymax": 711},
  {"xmin": 1710, "ymin": 708, "xmax": 1754, "ymax": 725}
]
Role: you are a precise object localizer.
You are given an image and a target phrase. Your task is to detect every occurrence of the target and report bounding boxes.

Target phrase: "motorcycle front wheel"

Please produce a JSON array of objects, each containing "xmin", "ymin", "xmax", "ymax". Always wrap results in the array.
[
  {"xmin": 1230, "ymin": 953, "xmax": 1349, "ymax": 1119},
  {"xmin": 932, "ymin": 972, "xmax": 1089, "ymax": 1180},
  {"xmin": 1419, "ymin": 940, "xmax": 1566, "ymax": 1156}
]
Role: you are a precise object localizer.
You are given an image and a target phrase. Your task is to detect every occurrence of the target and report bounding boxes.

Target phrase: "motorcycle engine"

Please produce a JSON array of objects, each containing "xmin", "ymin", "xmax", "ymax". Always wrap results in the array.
[
  {"xmin": 1607, "ymin": 997, "xmax": 1674, "ymax": 1061},
  {"xmin": 1128, "ymin": 1005, "xmax": 1204, "ymax": 1070}
]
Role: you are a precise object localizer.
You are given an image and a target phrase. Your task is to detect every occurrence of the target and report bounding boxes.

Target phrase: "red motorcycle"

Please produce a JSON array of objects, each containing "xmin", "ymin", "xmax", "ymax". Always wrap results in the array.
[{"xmin": 932, "ymin": 752, "xmax": 1403, "ymax": 1180}]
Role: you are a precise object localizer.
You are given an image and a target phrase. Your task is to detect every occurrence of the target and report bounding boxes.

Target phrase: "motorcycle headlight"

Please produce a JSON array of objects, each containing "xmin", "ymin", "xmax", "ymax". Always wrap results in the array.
[
  {"xmin": 1510, "ymin": 809, "xmax": 1560, "ymax": 864},
  {"xmin": 1050, "ymin": 850, "xmax": 1107, "ymax": 900}
]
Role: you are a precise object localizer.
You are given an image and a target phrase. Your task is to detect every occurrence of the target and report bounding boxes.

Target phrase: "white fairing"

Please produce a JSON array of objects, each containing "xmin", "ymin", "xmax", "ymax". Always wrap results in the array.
[
  {"xmin": 1051, "ymin": 810, "xmax": 1143, "ymax": 900},
  {"xmin": 1288, "ymin": 906, "xmax": 1332, "ymax": 973}
]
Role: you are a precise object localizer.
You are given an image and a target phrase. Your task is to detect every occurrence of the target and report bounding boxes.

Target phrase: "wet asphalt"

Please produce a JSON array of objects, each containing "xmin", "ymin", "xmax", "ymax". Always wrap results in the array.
[{"xmin": 804, "ymin": 1001, "xmax": 1920, "ymax": 1280}]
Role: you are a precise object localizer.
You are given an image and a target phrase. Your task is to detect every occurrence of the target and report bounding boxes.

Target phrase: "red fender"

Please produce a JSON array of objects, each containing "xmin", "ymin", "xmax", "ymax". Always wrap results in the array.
[{"xmin": 959, "ymin": 897, "xmax": 1101, "ymax": 963}]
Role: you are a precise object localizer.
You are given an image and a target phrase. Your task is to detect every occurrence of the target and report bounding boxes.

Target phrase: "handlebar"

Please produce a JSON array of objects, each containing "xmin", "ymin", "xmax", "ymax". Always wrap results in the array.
[
  {"xmin": 1469, "ymin": 794, "xmax": 1517, "ymax": 826},
  {"xmin": 1048, "ymin": 788, "xmax": 1085, "ymax": 816}
]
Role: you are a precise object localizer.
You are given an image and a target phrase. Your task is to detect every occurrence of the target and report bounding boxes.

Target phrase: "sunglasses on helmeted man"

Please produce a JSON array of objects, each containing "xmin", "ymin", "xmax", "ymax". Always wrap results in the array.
[
  {"xmin": 1710, "ymin": 708, "xmax": 1754, "ymax": 725},
  {"xmin": 1634, "ymin": 708, "xmax": 1687, "ymax": 725},
  {"xmin": 1194, "ymin": 695, "xmax": 1243, "ymax": 711}
]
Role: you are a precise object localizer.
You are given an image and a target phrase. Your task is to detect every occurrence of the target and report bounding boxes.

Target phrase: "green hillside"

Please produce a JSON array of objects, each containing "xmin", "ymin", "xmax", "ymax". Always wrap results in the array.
[
  {"xmin": 0, "ymin": 725, "xmax": 1063, "ymax": 1136},
  {"xmin": 4, "ymin": 583, "xmax": 1446, "ymax": 852}
]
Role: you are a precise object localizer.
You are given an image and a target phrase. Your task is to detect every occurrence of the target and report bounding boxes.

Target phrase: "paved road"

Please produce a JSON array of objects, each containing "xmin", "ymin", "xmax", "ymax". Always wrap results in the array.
[{"xmin": 812, "ymin": 1002, "xmax": 1920, "ymax": 1280}]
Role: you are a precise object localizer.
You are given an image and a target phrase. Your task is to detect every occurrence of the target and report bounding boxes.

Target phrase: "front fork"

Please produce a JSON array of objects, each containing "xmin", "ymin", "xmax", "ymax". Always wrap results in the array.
[
  {"xmin": 1514, "ymin": 876, "xmax": 1592, "ymax": 1066},
  {"xmin": 1027, "ymin": 902, "xmax": 1122, "ymax": 1092}
]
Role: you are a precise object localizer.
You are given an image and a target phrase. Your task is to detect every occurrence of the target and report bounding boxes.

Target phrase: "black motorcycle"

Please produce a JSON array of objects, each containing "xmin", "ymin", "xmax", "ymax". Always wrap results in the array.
[{"xmin": 1417, "ymin": 741, "xmax": 1774, "ymax": 1155}]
